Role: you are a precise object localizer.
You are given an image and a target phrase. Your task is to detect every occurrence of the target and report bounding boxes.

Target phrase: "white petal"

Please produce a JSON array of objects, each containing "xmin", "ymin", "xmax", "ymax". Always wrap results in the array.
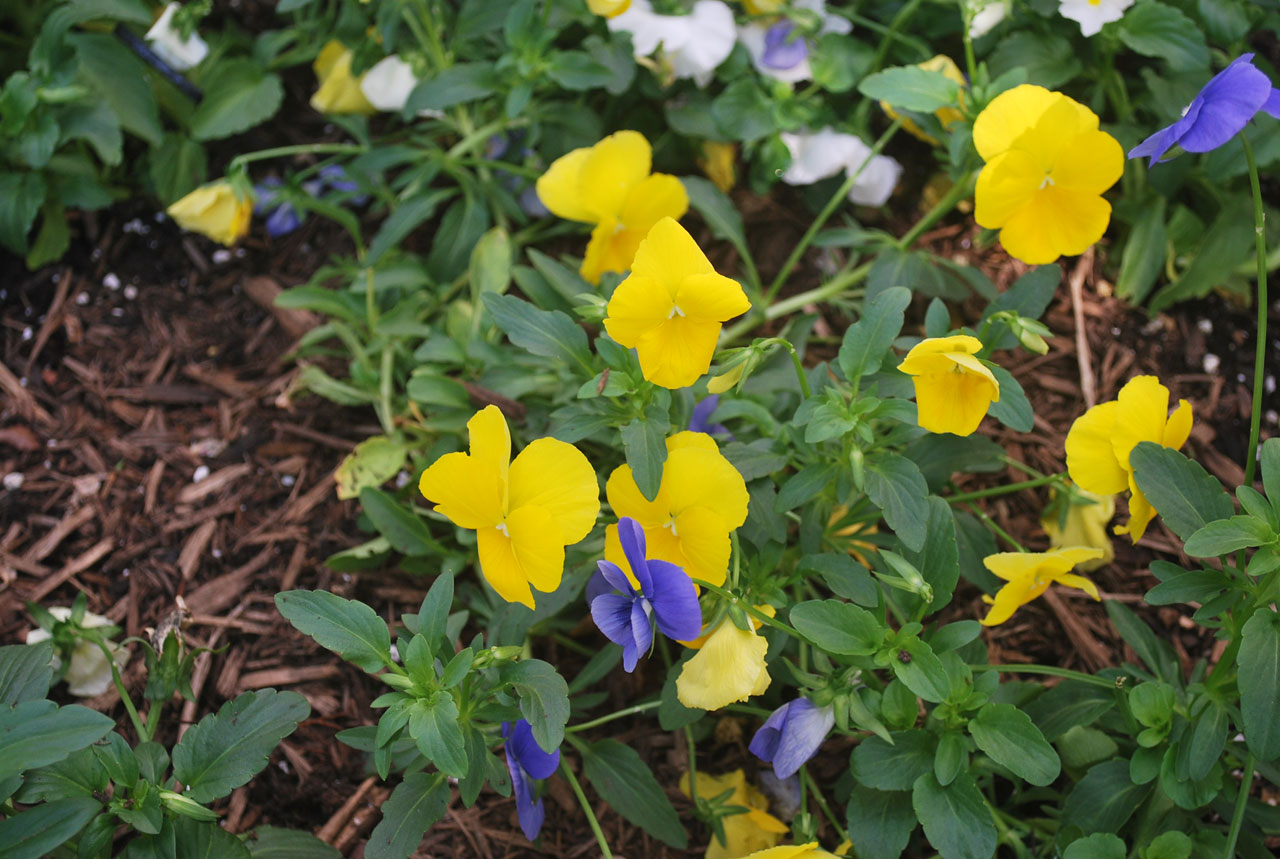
[
  {"xmin": 968, "ymin": 0, "xmax": 1008, "ymax": 38},
  {"xmin": 1058, "ymin": 0, "xmax": 1133, "ymax": 36},
  {"xmin": 781, "ymin": 128, "xmax": 867, "ymax": 185},
  {"xmin": 846, "ymin": 153, "xmax": 902, "ymax": 206},
  {"xmin": 360, "ymin": 55, "xmax": 418, "ymax": 112},
  {"xmin": 145, "ymin": 3, "xmax": 209, "ymax": 71}
]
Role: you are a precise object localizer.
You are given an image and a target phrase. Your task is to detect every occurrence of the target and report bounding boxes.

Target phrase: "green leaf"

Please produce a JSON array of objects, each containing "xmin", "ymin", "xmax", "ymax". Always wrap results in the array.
[
  {"xmin": 0, "ymin": 642, "xmax": 54, "ymax": 705},
  {"xmin": 911, "ymin": 772, "xmax": 996, "ymax": 859},
  {"xmin": 710, "ymin": 78, "xmax": 775, "ymax": 141},
  {"xmin": 148, "ymin": 135, "xmax": 207, "ymax": 205},
  {"xmin": 1184, "ymin": 515, "xmax": 1275, "ymax": 557},
  {"xmin": 682, "ymin": 176, "xmax": 748, "ymax": 258},
  {"xmin": 858, "ymin": 66, "xmax": 960, "ymax": 112},
  {"xmin": 1116, "ymin": 197, "xmax": 1167, "ymax": 304},
  {"xmin": 334, "ymin": 437, "xmax": 407, "ymax": 501},
  {"xmin": 545, "ymin": 51, "xmax": 614, "ymax": 90},
  {"xmin": 483, "ymin": 293, "xmax": 593, "ymax": 375},
  {"xmin": 469, "ymin": 226, "xmax": 512, "ymax": 305},
  {"xmin": 790, "ymin": 599, "xmax": 882, "ymax": 656},
  {"xmin": 413, "ymin": 572, "xmax": 455, "ymax": 647},
  {"xmin": 190, "ymin": 62, "xmax": 284, "ymax": 141},
  {"xmin": 1238, "ymin": 608, "xmax": 1280, "ymax": 761},
  {"xmin": 0, "ymin": 796, "xmax": 101, "ymax": 859},
  {"xmin": 845, "ymin": 785, "xmax": 915, "ymax": 859},
  {"xmin": 359, "ymin": 487, "xmax": 443, "ymax": 556},
  {"xmin": 1140, "ymin": 831, "xmax": 1192, "ymax": 859},
  {"xmin": 838, "ymin": 286, "xmax": 911, "ymax": 380},
  {"xmin": 934, "ymin": 731, "xmax": 966, "ymax": 786},
  {"xmin": 905, "ymin": 433, "xmax": 1006, "ymax": 492},
  {"xmin": 68, "ymin": 33, "xmax": 162, "ymax": 145},
  {"xmin": 581, "ymin": 739, "xmax": 687, "ymax": 848},
  {"xmin": 776, "ymin": 463, "xmax": 837, "ymax": 512},
  {"xmin": 26, "ymin": 202, "xmax": 70, "ymax": 269},
  {"xmin": 1129, "ymin": 443, "xmax": 1234, "ymax": 541},
  {"xmin": 18, "ymin": 747, "xmax": 108, "ymax": 802},
  {"xmin": 1105, "ymin": 601, "xmax": 1179, "ymax": 683},
  {"xmin": 904, "ymin": 496, "xmax": 959, "ymax": 613},
  {"xmin": 365, "ymin": 773, "xmax": 451, "ymax": 859},
  {"xmin": 0, "ymin": 171, "xmax": 45, "ymax": 255},
  {"xmin": 1064, "ymin": 833, "xmax": 1126, "ymax": 859},
  {"xmin": 0, "ymin": 701, "xmax": 114, "ymax": 781},
  {"xmin": 366, "ymin": 190, "xmax": 452, "ymax": 266},
  {"xmin": 1263, "ymin": 439, "xmax": 1280, "ymax": 517},
  {"xmin": 968, "ymin": 702, "xmax": 1061, "ymax": 786},
  {"xmin": 406, "ymin": 63, "xmax": 497, "ymax": 111},
  {"xmin": 1118, "ymin": 2, "xmax": 1209, "ymax": 71},
  {"xmin": 426, "ymin": 194, "xmax": 490, "ymax": 282},
  {"xmin": 987, "ymin": 31, "xmax": 1081, "ymax": 90},
  {"xmin": 621, "ymin": 410, "xmax": 670, "ymax": 502},
  {"xmin": 865, "ymin": 453, "xmax": 929, "ymax": 552},
  {"xmin": 408, "ymin": 691, "xmax": 467, "ymax": 777},
  {"xmin": 246, "ymin": 827, "xmax": 343, "ymax": 858},
  {"xmin": 985, "ymin": 364, "xmax": 1033, "ymax": 432},
  {"xmin": 851, "ymin": 730, "xmax": 936, "ymax": 790},
  {"xmin": 1148, "ymin": 203, "xmax": 1252, "ymax": 312},
  {"xmin": 891, "ymin": 637, "xmax": 951, "ymax": 704},
  {"xmin": 526, "ymin": 249, "xmax": 592, "ymax": 307},
  {"xmin": 1023, "ymin": 681, "xmax": 1115, "ymax": 741},
  {"xmin": 1144, "ymin": 569, "xmax": 1230, "ymax": 606},
  {"xmin": 173, "ymin": 817, "xmax": 253, "ymax": 859},
  {"xmin": 1062, "ymin": 759, "xmax": 1152, "ymax": 833},
  {"xmin": 500, "ymin": 660, "xmax": 569, "ymax": 752},
  {"xmin": 274, "ymin": 590, "xmax": 392, "ymax": 673},
  {"xmin": 172, "ymin": 689, "xmax": 309, "ymax": 803},
  {"xmin": 798, "ymin": 554, "xmax": 877, "ymax": 606}
]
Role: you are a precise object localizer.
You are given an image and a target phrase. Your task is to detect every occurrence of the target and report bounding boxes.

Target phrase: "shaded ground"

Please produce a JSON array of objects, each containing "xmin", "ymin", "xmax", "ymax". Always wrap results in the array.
[{"xmin": 1, "ymin": 190, "xmax": 1276, "ymax": 856}]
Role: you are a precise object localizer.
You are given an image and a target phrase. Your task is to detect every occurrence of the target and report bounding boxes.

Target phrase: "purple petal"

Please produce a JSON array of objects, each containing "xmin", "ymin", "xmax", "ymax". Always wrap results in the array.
[
  {"xmin": 319, "ymin": 164, "xmax": 359, "ymax": 192},
  {"xmin": 616, "ymin": 517, "xmax": 653, "ymax": 594},
  {"xmin": 506, "ymin": 751, "xmax": 546, "ymax": 842},
  {"xmin": 646, "ymin": 560, "xmax": 702, "ymax": 642},
  {"xmin": 1128, "ymin": 124, "xmax": 1183, "ymax": 165},
  {"xmin": 592, "ymin": 592, "xmax": 638, "ymax": 654},
  {"xmin": 629, "ymin": 599, "xmax": 654, "ymax": 666},
  {"xmin": 264, "ymin": 205, "xmax": 302, "ymax": 237},
  {"xmin": 508, "ymin": 719, "xmax": 561, "ymax": 778},
  {"xmin": 585, "ymin": 568, "xmax": 615, "ymax": 606},
  {"xmin": 596, "ymin": 560, "xmax": 634, "ymax": 597},
  {"xmin": 1178, "ymin": 58, "xmax": 1272, "ymax": 153},
  {"xmin": 748, "ymin": 700, "xmax": 792, "ymax": 764},
  {"xmin": 761, "ymin": 22, "xmax": 807, "ymax": 71},
  {"xmin": 770, "ymin": 699, "xmax": 835, "ymax": 780},
  {"xmin": 1263, "ymin": 88, "xmax": 1280, "ymax": 120},
  {"xmin": 689, "ymin": 396, "xmax": 720, "ymax": 434}
]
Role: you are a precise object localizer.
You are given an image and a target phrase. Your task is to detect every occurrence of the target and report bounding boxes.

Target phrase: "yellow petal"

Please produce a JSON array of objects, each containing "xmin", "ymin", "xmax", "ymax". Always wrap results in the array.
[
  {"xmin": 897, "ymin": 335, "xmax": 984, "ymax": 374},
  {"xmin": 1111, "ymin": 376, "xmax": 1170, "ymax": 471},
  {"xmin": 313, "ymin": 40, "xmax": 346, "ymax": 80},
  {"xmin": 536, "ymin": 147, "xmax": 597, "ymax": 224},
  {"xmin": 746, "ymin": 844, "xmax": 838, "ymax": 859},
  {"xmin": 508, "ymin": 438, "xmax": 599, "ymax": 544},
  {"xmin": 1163, "ymin": 399, "xmax": 1193, "ymax": 450},
  {"xmin": 675, "ymin": 272, "xmax": 751, "ymax": 323},
  {"xmin": 1008, "ymin": 93, "xmax": 1099, "ymax": 174},
  {"xmin": 634, "ymin": 317, "xmax": 723, "ymax": 389},
  {"xmin": 419, "ymin": 451, "xmax": 504, "ymax": 530},
  {"xmin": 582, "ymin": 217, "xmax": 649, "ymax": 283},
  {"xmin": 603, "ymin": 273, "xmax": 675, "ymax": 347},
  {"xmin": 1052, "ymin": 129, "xmax": 1124, "ymax": 195},
  {"xmin": 996, "ymin": 186, "xmax": 1111, "ymax": 265},
  {"xmin": 982, "ymin": 552, "xmax": 1045, "ymax": 582},
  {"xmin": 466, "ymin": 406, "xmax": 511, "ymax": 486},
  {"xmin": 476, "ymin": 525, "xmax": 537, "ymax": 609},
  {"xmin": 1117, "ymin": 473, "xmax": 1157, "ymax": 542},
  {"xmin": 698, "ymin": 141, "xmax": 737, "ymax": 192},
  {"xmin": 1065, "ymin": 401, "xmax": 1128, "ymax": 495},
  {"xmin": 672, "ymin": 506, "xmax": 732, "ymax": 586},
  {"xmin": 505, "ymin": 504, "xmax": 566, "ymax": 594},
  {"xmin": 1041, "ymin": 488, "xmax": 1115, "ymax": 572},
  {"xmin": 676, "ymin": 620, "xmax": 769, "ymax": 710},
  {"xmin": 630, "ymin": 217, "xmax": 714, "ymax": 286},
  {"xmin": 972, "ymin": 84, "xmax": 1059, "ymax": 161},
  {"xmin": 605, "ymin": 463, "xmax": 671, "ymax": 528},
  {"xmin": 166, "ymin": 183, "xmax": 252, "ymax": 246},
  {"xmin": 975, "ymin": 149, "xmax": 1042, "ymax": 230},
  {"xmin": 668, "ymin": 431, "xmax": 720, "ymax": 454},
  {"xmin": 980, "ymin": 575, "xmax": 1046, "ymax": 626},
  {"xmin": 1055, "ymin": 572, "xmax": 1101, "ymax": 600},
  {"xmin": 664, "ymin": 446, "xmax": 749, "ymax": 529},
  {"xmin": 910, "ymin": 368, "xmax": 998, "ymax": 436},
  {"xmin": 587, "ymin": 0, "xmax": 631, "ymax": 18},
  {"xmin": 707, "ymin": 363, "xmax": 746, "ymax": 394},
  {"xmin": 310, "ymin": 42, "xmax": 375, "ymax": 115},
  {"xmin": 579, "ymin": 130, "xmax": 653, "ymax": 221},
  {"xmin": 619, "ymin": 173, "xmax": 690, "ymax": 233}
]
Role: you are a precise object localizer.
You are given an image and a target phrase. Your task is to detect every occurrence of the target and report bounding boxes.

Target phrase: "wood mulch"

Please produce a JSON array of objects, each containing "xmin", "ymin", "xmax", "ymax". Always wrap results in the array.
[{"xmin": 1, "ymin": 191, "xmax": 1276, "ymax": 856}]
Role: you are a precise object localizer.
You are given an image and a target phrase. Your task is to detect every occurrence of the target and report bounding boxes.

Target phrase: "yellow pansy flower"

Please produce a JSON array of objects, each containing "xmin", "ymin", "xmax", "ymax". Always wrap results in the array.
[
  {"xmin": 973, "ymin": 84, "xmax": 1123, "ymax": 264},
  {"xmin": 679, "ymin": 769, "xmax": 789, "ymax": 859},
  {"xmin": 677, "ymin": 613, "xmax": 771, "ymax": 709},
  {"xmin": 166, "ymin": 181, "xmax": 251, "ymax": 246},
  {"xmin": 1040, "ymin": 485, "xmax": 1114, "ymax": 571},
  {"xmin": 1064, "ymin": 376, "xmax": 1192, "ymax": 542},
  {"xmin": 896, "ymin": 335, "xmax": 1000, "ymax": 436},
  {"xmin": 698, "ymin": 141, "xmax": 737, "ymax": 192},
  {"xmin": 603, "ymin": 217, "xmax": 751, "ymax": 389},
  {"xmin": 881, "ymin": 55, "xmax": 966, "ymax": 144},
  {"xmin": 311, "ymin": 40, "xmax": 376, "ymax": 115},
  {"xmin": 980, "ymin": 547, "xmax": 1104, "ymax": 626},
  {"xmin": 743, "ymin": 0, "xmax": 786, "ymax": 13},
  {"xmin": 745, "ymin": 844, "xmax": 841, "ymax": 859},
  {"xmin": 587, "ymin": 0, "xmax": 631, "ymax": 17},
  {"xmin": 418, "ymin": 406, "xmax": 599, "ymax": 608},
  {"xmin": 605, "ymin": 431, "xmax": 748, "ymax": 588},
  {"xmin": 536, "ymin": 130, "xmax": 689, "ymax": 283}
]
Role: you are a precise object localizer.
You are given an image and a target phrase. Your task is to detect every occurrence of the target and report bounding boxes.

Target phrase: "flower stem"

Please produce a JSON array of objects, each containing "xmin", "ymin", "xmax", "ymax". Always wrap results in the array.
[
  {"xmin": 1240, "ymin": 134, "xmax": 1268, "ymax": 489},
  {"xmin": 801, "ymin": 766, "xmax": 850, "ymax": 844},
  {"xmin": 764, "ymin": 119, "xmax": 904, "ymax": 305},
  {"xmin": 560, "ymin": 757, "xmax": 613, "ymax": 859},
  {"xmin": 778, "ymin": 339, "xmax": 811, "ymax": 398},
  {"xmin": 566, "ymin": 700, "xmax": 662, "ymax": 733},
  {"xmin": 971, "ymin": 662, "xmax": 1118, "ymax": 690},
  {"xmin": 895, "ymin": 171, "xmax": 976, "ymax": 250},
  {"xmin": 945, "ymin": 474, "xmax": 1060, "ymax": 504},
  {"xmin": 227, "ymin": 143, "xmax": 366, "ymax": 174},
  {"xmin": 102, "ymin": 642, "xmax": 148, "ymax": 741},
  {"xmin": 1224, "ymin": 751, "xmax": 1256, "ymax": 859},
  {"xmin": 691, "ymin": 579, "xmax": 804, "ymax": 642},
  {"xmin": 722, "ymin": 268, "xmax": 870, "ymax": 345},
  {"xmin": 964, "ymin": 503, "xmax": 1024, "ymax": 552}
]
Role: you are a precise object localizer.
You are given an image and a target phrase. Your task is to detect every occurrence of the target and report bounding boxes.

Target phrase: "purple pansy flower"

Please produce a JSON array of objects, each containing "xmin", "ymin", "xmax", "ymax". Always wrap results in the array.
[
  {"xmin": 688, "ymin": 395, "xmax": 731, "ymax": 438},
  {"xmin": 589, "ymin": 517, "xmax": 702, "ymax": 672},
  {"xmin": 502, "ymin": 719, "xmax": 560, "ymax": 842},
  {"xmin": 252, "ymin": 178, "xmax": 302, "ymax": 238},
  {"xmin": 748, "ymin": 697, "xmax": 835, "ymax": 779},
  {"xmin": 761, "ymin": 21, "xmax": 808, "ymax": 71},
  {"xmin": 1129, "ymin": 53, "xmax": 1280, "ymax": 166}
]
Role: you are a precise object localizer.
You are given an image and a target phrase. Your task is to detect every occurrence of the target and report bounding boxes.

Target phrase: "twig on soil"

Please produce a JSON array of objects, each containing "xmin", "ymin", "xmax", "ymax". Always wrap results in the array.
[
  {"xmin": 1068, "ymin": 247, "xmax": 1097, "ymax": 407},
  {"xmin": 316, "ymin": 775, "xmax": 380, "ymax": 845}
]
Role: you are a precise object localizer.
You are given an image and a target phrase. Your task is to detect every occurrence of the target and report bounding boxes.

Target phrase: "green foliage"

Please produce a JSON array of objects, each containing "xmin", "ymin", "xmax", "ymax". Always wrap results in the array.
[{"xmin": 580, "ymin": 740, "xmax": 686, "ymax": 848}]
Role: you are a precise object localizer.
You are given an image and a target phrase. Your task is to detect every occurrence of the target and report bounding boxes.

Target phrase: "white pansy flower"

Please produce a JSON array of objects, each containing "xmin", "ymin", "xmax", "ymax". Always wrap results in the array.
[
  {"xmin": 737, "ymin": 0, "xmax": 852, "ymax": 84},
  {"xmin": 27, "ymin": 607, "xmax": 128, "ymax": 698},
  {"xmin": 1058, "ymin": 0, "xmax": 1133, "ymax": 37},
  {"xmin": 780, "ymin": 128, "xmax": 901, "ymax": 207},
  {"xmin": 359, "ymin": 55, "xmax": 444, "ymax": 118},
  {"xmin": 967, "ymin": 0, "xmax": 1008, "ymax": 38},
  {"xmin": 145, "ymin": 3, "xmax": 209, "ymax": 71},
  {"xmin": 608, "ymin": 0, "xmax": 737, "ymax": 87}
]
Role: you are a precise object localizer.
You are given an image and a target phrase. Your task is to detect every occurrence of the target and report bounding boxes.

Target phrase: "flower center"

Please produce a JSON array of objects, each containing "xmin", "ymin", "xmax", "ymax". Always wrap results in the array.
[
  {"xmin": 667, "ymin": 304, "xmax": 686, "ymax": 319},
  {"xmin": 496, "ymin": 522, "xmax": 509, "ymax": 537},
  {"xmin": 1038, "ymin": 173, "xmax": 1055, "ymax": 190},
  {"xmin": 663, "ymin": 518, "xmax": 679, "ymax": 537}
]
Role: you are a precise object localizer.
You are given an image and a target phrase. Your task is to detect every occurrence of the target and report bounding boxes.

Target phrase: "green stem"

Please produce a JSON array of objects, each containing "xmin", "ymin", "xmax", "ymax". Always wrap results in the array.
[
  {"xmin": 781, "ymin": 340, "xmax": 812, "ymax": 398},
  {"xmin": 102, "ymin": 642, "xmax": 148, "ymax": 741},
  {"xmin": 560, "ymin": 754, "xmax": 613, "ymax": 859},
  {"xmin": 945, "ymin": 474, "xmax": 1060, "ymax": 504},
  {"xmin": 800, "ymin": 766, "xmax": 850, "ymax": 844},
  {"xmin": 868, "ymin": 0, "xmax": 923, "ymax": 74},
  {"xmin": 143, "ymin": 699, "xmax": 164, "ymax": 742},
  {"xmin": 965, "ymin": 503, "xmax": 1024, "ymax": 551},
  {"xmin": 764, "ymin": 119, "xmax": 903, "ymax": 304},
  {"xmin": 1241, "ymin": 135, "xmax": 1268, "ymax": 489},
  {"xmin": 566, "ymin": 700, "xmax": 662, "ymax": 733},
  {"xmin": 896, "ymin": 171, "xmax": 975, "ymax": 250},
  {"xmin": 377, "ymin": 346, "xmax": 395, "ymax": 435},
  {"xmin": 1001, "ymin": 455, "xmax": 1047, "ymax": 480},
  {"xmin": 971, "ymin": 663, "xmax": 1118, "ymax": 690},
  {"xmin": 691, "ymin": 579, "xmax": 805, "ymax": 642},
  {"xmin": 722, "ymin": 268, "xmax": 869, "ymax": 345},
  {"xmin": 1224, "ymin": 752, "xmax": 1256, "ymax": 858},
  {"xmin": 227, "ymin": 143, "xmax": 365, "ymax": 174}
]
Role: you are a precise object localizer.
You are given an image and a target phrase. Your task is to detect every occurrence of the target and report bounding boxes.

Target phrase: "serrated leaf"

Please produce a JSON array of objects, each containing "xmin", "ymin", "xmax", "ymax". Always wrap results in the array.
[
  {"xmin": 865, "ymin": 453, "xmax": 929, "ymax": 551},
  {"xmin": 1183, "ymin": 515, "xmax": 1275, "ymax": 557},
  {"xmin": 968, "ymin": 702, "xmax": 1061, "ymax": 785},
  {"xmin": 172, "ymin": 689, "xmax": 310, "ymax": 803},
  {"xmin": 408, "ymin": 691, "xmax": 467, "ymax": 777},
  {"xmin": 365, "ymin": 773, "xmax": 451, "ymax": 859},
  {"xmin": 1065, "ymin": 833, "xmax": 1126, "ymax": 859},
  {"xmin": 1130, "ymin": 443, "xmax": 1234, "ymax": 541},
  {"xmin": 0, "ymin": 796, "xmax": 101, "ymax": 859},
  {"xmin": 851, "ymin": 731, "xmax": 936, "ymax": 790},
  {"xmin": 0, "ymin": 642, "xmax": 54, "ymax": 705},
  {"xmin": 1118, "ymin": 2, "xmax": 1209, "ymax": 71},
  {"xmin": 1238, "ymin": 609, "xmax": 1280, "ymax": 762},
  {"xmin": 790, "ymin": 599, "xmax": 882, "ymax": 655},
  {"xmin": 911, "ymin": 772, "xmax": 996, "ymax": 859},
  {"xmin": 845, "ymin": 785, "xmax": 915, "ymax": 859},
  {"xmin": 0, "ymin": 700, "xmax": 114, "ymax": 781},
  {"xmin": 838, "ymin": 287, "xmax": 910, "ymax": 381},
  {"xmin": 275, "ymin": 590, "xmax": 393, "ymax": 673},
  {"xmin": 581, "ymin": 739, "xmax": 687, "ymax": 848},
  {"xmin": 501, "ymin": 660, "xmax": 569, "ymax": 752},
  {"xmin": 191, "ymin": 64, "xmax": 283, "ymax": 141}
]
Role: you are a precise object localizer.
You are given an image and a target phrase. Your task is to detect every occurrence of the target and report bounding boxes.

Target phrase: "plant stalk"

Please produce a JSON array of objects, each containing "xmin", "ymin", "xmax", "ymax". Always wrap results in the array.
[{"xmin": 1240, "ymin": 135, "xmax": 1268, "ymax": 489}]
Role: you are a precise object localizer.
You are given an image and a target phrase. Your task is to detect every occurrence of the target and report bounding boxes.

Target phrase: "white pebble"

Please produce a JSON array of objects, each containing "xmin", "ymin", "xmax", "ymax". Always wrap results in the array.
[
  {"xmin": 1266, "ymin": 410, "xmax": 1278, "ymax": 426},
  {"xmin": 3, "ymin": 473, "xmax": 24, "ymax": 490},
  {"xmin": 192, "ymin": 465, "xmax": 210, "ymax": 483},
  {"xmin": 1196, "ymin": 318, "xmax": 1212, "ymax": 334},
  {"xmin": 1266, "ymin": 376, "xmax": 1276, "ymax": 395},
  {"xmin": 21, "ymin": 327, "xmax": 32, "ymax": 341},
  {"xmin": 103, "ymin": 273, "xmax": 121, "ymax": 290},
  {"xmin": 1202, "ymin": 354, "xmax": 1221, "ymax": 374},
  {"xmin": 74, "ymin": 292, "xmax": 89, "ymax": 305},
  {"xmin": 123, "ymin": 285, "xmax": 138, "ymax": 300},
  {"xmin": 212, "ymin": 249, "xmax": 232, "ymax": 264},
  {"xmin": 281, "ymin": 474, "xmax": 296, "ymax": 487}
]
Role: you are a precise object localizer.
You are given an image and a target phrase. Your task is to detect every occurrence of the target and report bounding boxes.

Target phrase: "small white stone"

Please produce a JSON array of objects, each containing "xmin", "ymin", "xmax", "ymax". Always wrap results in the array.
[
  {"xmin": 192, "ymin": 465, "xmax": 210, "ymax": 483},
  {"xmin": 1266, "ymin": 410, "xmax": 1278, "ymax": 426},
  {"xmin": 1266, "ymin": 375, "xmax": 1276, "ymax": 395},
  {"xmin": 212, "ymin": 249, "xmax": 232, "ymax": 264},
  {"xmin": 3, "ymin": 473, "xmax": 24, "ymax": 490},
  {"xmin": 212, "ymin": 548, "xmax": 222, "ymax": 559},
  {"xmin": 21, "ymin": 327, "xmax": 32, "ymax": 341},
  {"xmin": 1202, "ymin": 353, "xmax": 1221, "ymax": 374},
  {"xmin": 75, "ymin": 292, "xmax": 89, "ymax": 305},
  {"xmin": 394, "ymin": 471, "xmax": 411, "ymax": 489},
  {"xmin": 103, "ymin": 273, "xmax": 121, "ymax": 290},
  {"xmin": 1196, "ymin": 318, "xmax": 1212, "ymax": 334},
  {"xmin": 111, "ymin": 308, "xmax": 124, "ymax": 317},
  {"xmin": 281, "ymin": 474, "xmax": 296, "ymax": 487},
  {"xmin": 123, "ymin": 285, "xmax": 139, "ymax": 300}
]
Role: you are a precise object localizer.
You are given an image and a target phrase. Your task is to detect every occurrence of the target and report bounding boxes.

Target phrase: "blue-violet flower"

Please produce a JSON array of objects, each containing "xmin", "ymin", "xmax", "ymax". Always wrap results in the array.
[
  {"xmin": 748, "ymin": 697, "xmax": 835, "ymax": 779},
  {"xmin": 502, "ymin": 719, "xmax": 560, "ymax": 842}
]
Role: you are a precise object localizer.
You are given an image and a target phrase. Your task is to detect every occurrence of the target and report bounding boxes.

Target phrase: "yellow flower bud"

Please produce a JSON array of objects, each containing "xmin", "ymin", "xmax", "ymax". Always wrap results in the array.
[{"xmin": 166, "ymin": 181, "xmax": 251, "ymax": 246}]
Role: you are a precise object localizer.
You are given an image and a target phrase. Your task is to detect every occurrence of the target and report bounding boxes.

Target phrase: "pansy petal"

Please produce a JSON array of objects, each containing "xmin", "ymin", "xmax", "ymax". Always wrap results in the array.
[
  {"xmin": 635, "ymin": 317, "xmax": 722, "ymax": 389},
  {"xmin": 578, "ymin": 130, "xmax": 652, "ymax": 221},
  {"xmin": 1052, "ymin": 130, "xmax": 1124, "ymax": 195},
  {"xmin": 910, "ymin": 369, "xmax": 997, "ymax": 436},
  {"xmin": 1112, "ymin": 376, "xmax": 1170, "ymax": 470},
  {"xmin": 616, "ymin": 517, "xmax": 653, "ymax": 593},
  {"xmin": 1010, "ymin": 92, "xmax": 1099, "ymax": 172},
  {"xmin": 975, "ymin": 149, "xmax": 1042, "ymax": 229},
  {"xmin": 1065, "ymin": 401, "xmax": 1127, "ymax": 494},
  {"xmin": 748, "ymin": 701, "xmax": 789, "ymax": 763},
  {"xmin": 1163, "ymin": 399, "xmax": 1193, "ymax": 450},
  {"xmin": 477, "ymin": 527, "xmax": 537, "ymax": 608},
  {"xmin": 630, "ymin": 598, "xmax": 654, "ymax": 663},
  {"xmin": 646, "ymin": 559, "xmax": 703, "ymax": 641},
  {"xmin": 972, "ymin": 84, "xmax": 1059, "ymax": 161},
  {"xmin": 535, "ymin": 147, "xmax": 597, "ymax": 223},
  {"xmin": 676, "ymin": 620, "xmax": 769, "ymax": 710},
  {"xmin": 1179, "ymin": 58, "xmax": 1272, "ymax": 153},
  {"xmin": 1117, "ymin": 473, "xmax": 1156, "ymax": 542},
  {"xmin": 506, "ymin": 505, "xmax": 566, "ymax": 594},
  {"xmin": 630, "ymin": 217, "xmax": 715, "ymax": 285},
  {"xmin": 675, "ymin": 272, "xmax": 751, "ymax": 323},
  {"xmin": 672, "ymin": 505, "xmax": 733, "ymax": 586},
  {"xmin": 897, "ymin": 335, "xmax": 983, "ymax": 373},
  {"xmin": 982, "ymin": 552, "xmax": 1045, "ymax": 582},
  {"xmin": 997, "ymin": 186, "xmax": 1111, "ymax": 264},
  {"xmin": 604, "ymin": 274, "xmax": 674, "ymax": 347},
  {"xmin": 592, "ymin": 592, "xmax": 638, "ymax": 668},
  {"xmin": 772, "ymin": 699, "xmax": 835, "ymax": 779},
  {"xmin": 596, "ymin": 559, "xmax": 634, "ymax": 596},
  {"xmin": 664, "ymin": 446, "xmax": 749, "ymax": 528},
  {"xmin": 581, "ymin": 217, "xmax": 635, "ymax": 283},
  {"xmin": 509, "ymin": 719, "xmax": 561, "ymax": 776},
  {"xmin": 467, "ymin": 406, "xmax": 511, "ymax": 491},
  {"xmin": 605, "ymin": 464, "xmax": 670, "ymax": 528},
  {"xmin": 1055, "ymin": 572, "xmax": 1101, "ymax": 600},
  {"xmin": 980, "ymin": 574, "xmax": 1046, "ymax": 625},
  {"xmin": 508, "ymin": 438, "xmax": 600, "ymax": 544},
  {"xmin": 418, "ymin": 451, "xmax": 504, "ymax": 529},
  {"xmin": 619, "ymin": 173, "xmax": 690, "ymax": 233}
]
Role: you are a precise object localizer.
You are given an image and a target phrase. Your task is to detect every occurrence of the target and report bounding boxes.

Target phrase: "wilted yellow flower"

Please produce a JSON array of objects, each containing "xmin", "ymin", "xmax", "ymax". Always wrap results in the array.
[
  {"xmin": 1041, "ymin": 485, "xmax": 1114, "ymax": 571},
  {"xmin": 605, "ymin": 431, "xmax": 748, "ymax": 588},
  {"xmin": 603, "ymin": 218, "xmax": 750, "ymax": 389},
  {"xmin": 166, "ymin": 181, "xmax": 251, "ymax": 246},
  {"xmin": 418, "ymin": 406, "xmax": 599, "ymax": 608},
  {"xmin": 897, "ymin": 335, "xmax": 1000, "ymax": 436},
  {"xmin": 677, "ymin": 614, "xmax": 770, "ymax": 709},
  {"xmin": 699, "ymin": 141, "xmax": 737, "ymax": 192},
  {"xmin": 536, "ymin": 130, "xmax": 689, "ymax": 282},
  {"xmin": 311, "ymin": 40, "xmax": 376, "ymax": 115},
  {"xmin": 881, "ymin": 55, "xmax": 966, "ymax": 144},
  {"xmin": 679, "ymin": 769, "xmax": 788, "ymax": 859},
  {"xmin": 980, "ymin": 548, "xmax": 1104, "ymax": 626},
  {"xmin": 587, "ymin": 0, "xmax": 631, "ymax": 17},
  {"xmin": 1064, "ymin": 376, "xmax": 1192, "ymax": 542}
]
